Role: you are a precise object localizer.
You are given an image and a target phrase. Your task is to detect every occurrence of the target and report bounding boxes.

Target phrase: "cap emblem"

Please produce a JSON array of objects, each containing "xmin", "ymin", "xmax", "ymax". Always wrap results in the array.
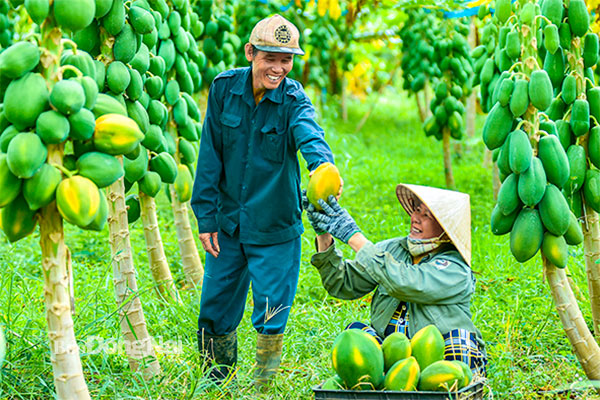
[{"xmin": 274, "ymin": 24, "xmax": 291, "ymax": 44}]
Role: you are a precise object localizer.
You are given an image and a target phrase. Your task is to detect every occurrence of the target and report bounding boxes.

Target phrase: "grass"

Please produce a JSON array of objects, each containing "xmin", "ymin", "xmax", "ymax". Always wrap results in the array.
[{"xmin": 1, "ymin": 88, "xmax": 600, "ymax": 399}]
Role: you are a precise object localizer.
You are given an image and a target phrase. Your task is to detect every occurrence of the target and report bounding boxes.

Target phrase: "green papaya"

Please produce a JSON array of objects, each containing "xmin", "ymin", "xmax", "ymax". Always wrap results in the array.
[
  {"xmin": 542, "ymin": 0, "xmax": 563, "ymax": 26},
  {"xmin": 543, "ymin": 48, "xmax": 564, "ymax": 91},
  {"xmin": 113, "ymin": 23, "xmax": 136, "ymax": 64},
  {"xmin": 556, "ymin": 120, "xmax": 573, "ymax": 151},
  {"xmin": 539, "ymin": 184, "xmax": 570, "ymax": 236},
  {"xmin": 542, "ymin": 233, "xmax": 568, "ymax": 268},
  {"xmin": 568, "ymin": 0, "xmax": 589, "ymax": 37},
  {"xmin": 68, "ymin": 108, "xmax": 96, "ymax": 141},
  {"xmin": 589, "ymin": 126, "xmax": 600, "ymax": 169},
  {"xmin": 84, "ymin": 188, "xmax": 108, "ymax": 231},
  {"xmin": 25, "ymin": 0, "xmax": 49, "ymax": 25},
  {"xmin": 585, "ymin": 169, "xmax": 600, "ymax": 213},
  {"xmin": 106, "ymin": 61, "xmax": 131, "ymax": 94},
  {"xmin": 584, "ymin": 33, "xmax": 599, "ymax": 68},
  {"xmin": 508, "ymin": 129, "xmax": 532, "ymax": 174},
  {"xmin": 570, "ymin": 99, "xmax": 590, "ymax": 137},
  {"xmin": 123, "ymin": 146, "xmax": 148, "ymax": 183},
  {"xmin": 36, "ymin": 110, "xmax": 70, "ymax": 145},
  {"xmin": 544, "ymin": 24, "xmax": 560, "ymax": 55},
  {"xmin": 564, "ymin": 211, "xmax": 583, "ymax": 246},
  {"xmin": 23, "ymin": 163, "xmax": 61, "ymax": 210},
  {"xmin": 1, "ymin": 194, "xmax": 37, "ymax": 242},
  {"xmin": 482, "ymin": 102, "xmax": 513, "ymax": 150},
  {"xmin": 4, "ymin": 72, "xmax": 49, "ymax": 128},
  {"xmin": 54, "ymin": 0, "xmax": 95, "ymax": 32},
  {"xmin": 76, "ymin": 151, "xmax": 124, "ymax": 188},
  {"xmin": 491, "ymin": 203, "xmax": 520, "ymax": 236},
  {"xmin": 510, "ymin": 79, "xmax": 529, "ymax": 117},
  {"xmin": 510, "ymin": 208, "xmax": 544, "ymax": 263},
  {"xmin": 497, "ymin": 173, "xmax": 521, "ymax": 216},
  {"xmin": 6, "ymin": 132, "xmax": 47, "ymax": 179},
  {"xmin": 125, "ymin": 193, "xmax": 141, "ymax": 223},
  {"xmin": 518, "ymin": 157, "xmax": 546, "ymax": 207},
  {"xmin": 529, "ymin": 70, "xmax": 553, "ymax": 111},
  {"xmin": 128, "ymin": 5, "xmax": 155, "ymax": 34},
  {"xmin": 538, "ymin": 134, "xmax": 569, "ymax": 188},
  {"xmin": 149, "ymin": 152, "xmax": 177, "ymax": 184},
  {"xmin": 50, "ymin": 79, "xmax": 85, "ymax": 116},
  {"xmin": 0, "ymin": 41, "xmax": 40, "ymax": 79},
  {"xmin": 561, "ymin": 75, "xmax": 577, "ymax": 105},
  {"xmin": 138, "ymin": 170, "xmax": 161, "ymax": 197},
  {"xmin": 102, "ymin": 0, "xmax": 125, "ymax": 36},
  {"xmin": 0, "ymin": 153, "xmax": 21, "ymax": 208}
]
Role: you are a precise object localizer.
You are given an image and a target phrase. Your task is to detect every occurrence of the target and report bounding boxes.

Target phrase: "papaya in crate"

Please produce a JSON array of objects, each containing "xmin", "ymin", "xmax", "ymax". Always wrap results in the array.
[
  {"xmin": 381, "ymin": 332, "xmax": 411, "ymax": 372},
  {"xmin": 418, "ymin": 360, "xmax": 465, "ymax": 391},
  {"xmin": 307, "ymin": 162, "xmax": 342, "ymax": 210},
  {"xmin": 383, "ymin": 356, "xmax": 420, "ymax": 391},
  {"xmin": 410, "ymin": 324, "xmax": 445, "ymax": 371},
  {"xmin": 331, "ymin": 329, "xmax": 384, "ymax": 390}
]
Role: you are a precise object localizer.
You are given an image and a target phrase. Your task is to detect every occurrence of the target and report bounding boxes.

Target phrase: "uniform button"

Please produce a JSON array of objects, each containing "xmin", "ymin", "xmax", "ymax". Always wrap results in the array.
[
  {"xmin": 242, "ymin": 186, "xmax": 246, "ymax": 190},
  {"xmin": 399, "ymin": 318, "xmax": 404, "ymax": 323}
]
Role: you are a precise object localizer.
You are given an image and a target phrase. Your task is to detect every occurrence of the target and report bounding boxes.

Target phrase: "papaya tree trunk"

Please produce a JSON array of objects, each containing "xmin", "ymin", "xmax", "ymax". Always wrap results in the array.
[
  {"xmin": 583, "ymin": 203, "xmax": 600, "ymax": 337},
  {"xmin": 492, "ymin": 162, "xmax": 501, "ymax": 201},
  {"xmin": 40, "ymin": 145, "xmax": 91, "ymax": 400},
  {"xmin": 544, "ymin": 256, "xmax": 600, "ymax": 379},
  {"xmin": 139, "ymin": 191, "xmax": 179, "ymax": 302},
  {"xmin": 415, "ymin": 91, "xmax": 427, "ymax": 123},
  {"xmin": 107, "ymin": 169, "xmax": 161, "ymax": 378},
  {"xmin": 169, "ymin": 184, "xmax": 204, "ymax": 288},
  {"xmin": 424, "ymin": 81, "xmax": 431, "ymax": 119},
  {"xmin": 442, "ymin": 127, "xmax": 455, "ymax": 189}
]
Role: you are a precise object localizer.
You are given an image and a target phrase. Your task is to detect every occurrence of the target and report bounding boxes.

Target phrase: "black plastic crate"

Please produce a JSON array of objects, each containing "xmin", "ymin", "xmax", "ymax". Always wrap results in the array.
[{"xmin": 313, "ymin": 380, "xmax": 484, "ymax": 400}]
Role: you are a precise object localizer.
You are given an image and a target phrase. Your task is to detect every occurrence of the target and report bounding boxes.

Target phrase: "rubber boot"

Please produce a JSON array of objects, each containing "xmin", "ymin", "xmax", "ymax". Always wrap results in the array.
[
  {"xmin": 254, "ymin": 333, "xmax": 284, "ymax": 389},
  {"xmin": 198, "ymin": 330, "xmax": 237, "ymax": 384}
]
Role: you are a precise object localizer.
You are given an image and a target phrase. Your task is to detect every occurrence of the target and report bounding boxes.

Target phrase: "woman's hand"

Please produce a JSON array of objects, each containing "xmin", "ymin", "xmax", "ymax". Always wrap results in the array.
[{"xmin": 312, "ymin": 195, "xmax": 361, "ymax": 244}]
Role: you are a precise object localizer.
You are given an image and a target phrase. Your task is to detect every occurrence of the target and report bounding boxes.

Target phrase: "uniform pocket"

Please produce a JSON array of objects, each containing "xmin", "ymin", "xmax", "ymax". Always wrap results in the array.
[
  {"xmin": 220, "ymin": 112, "xmax": 242, "ymax": 148},
  {"xmin": 260, "ymin": 124, "xmax": 285, "ymax": 163}
]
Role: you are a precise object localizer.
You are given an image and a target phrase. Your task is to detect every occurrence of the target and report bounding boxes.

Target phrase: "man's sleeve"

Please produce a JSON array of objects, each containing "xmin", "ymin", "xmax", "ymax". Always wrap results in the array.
[
  {"xmin": 356, "ymin": 242, "xmax": 474, "ymax": 305},
  {"xmin": 190, "ymin": 81, "xmax": 224, "ymax": 233},
  {"xmin": 289, "ymin": 91, "xmax": 335, "ymax": 171},
  {"xmin": 311, "ymin": 243, "xmax": 378, "ymax": 300}
]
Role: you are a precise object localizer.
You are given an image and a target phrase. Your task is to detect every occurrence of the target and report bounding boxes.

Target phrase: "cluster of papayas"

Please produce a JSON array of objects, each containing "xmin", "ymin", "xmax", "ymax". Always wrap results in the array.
[
  {"xmin": 420, "ymin": 17, "xmax": 472, "ymax": 141},
  {"xmin": 483, "ymin": 0, "xmax": 591, "ymax": 267}
]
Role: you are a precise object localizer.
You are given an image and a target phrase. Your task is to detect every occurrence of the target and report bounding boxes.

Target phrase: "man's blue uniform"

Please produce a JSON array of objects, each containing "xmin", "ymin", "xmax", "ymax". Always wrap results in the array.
[{"xmin": 191, "ymin": 67, "xmax": 334, "ymax": 336}]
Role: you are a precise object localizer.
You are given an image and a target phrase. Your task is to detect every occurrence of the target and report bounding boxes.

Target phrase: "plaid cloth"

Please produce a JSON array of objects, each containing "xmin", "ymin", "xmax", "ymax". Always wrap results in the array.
[{"xmin": 345, "ymin": 303, "xmax": 486, "ymax": 376}]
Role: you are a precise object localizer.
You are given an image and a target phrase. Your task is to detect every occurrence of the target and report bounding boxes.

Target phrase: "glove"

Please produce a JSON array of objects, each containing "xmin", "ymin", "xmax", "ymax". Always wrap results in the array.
[
  {"xmin": 302, "ymin": 190, "xmax": 326, "ymax": 235},
  {"xmin": 312, "ymin": 195, "xmax": 361, "ymax": 243}
]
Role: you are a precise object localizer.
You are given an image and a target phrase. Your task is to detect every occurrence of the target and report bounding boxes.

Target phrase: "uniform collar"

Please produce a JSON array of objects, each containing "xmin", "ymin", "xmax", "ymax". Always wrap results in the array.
[{"xmin": 230, "ymin": 67, "xmax": 284, "ymax": 105}]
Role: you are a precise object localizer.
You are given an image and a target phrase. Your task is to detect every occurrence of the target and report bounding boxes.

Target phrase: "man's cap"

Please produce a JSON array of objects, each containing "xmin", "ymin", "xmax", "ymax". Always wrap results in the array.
[
  {"xmin": 396, "ymin": 184, "xmax": 472, "ymax": 266},
  {"xmin": 249, "ymin": 14, "xmax": 305, "ymax": 56}
]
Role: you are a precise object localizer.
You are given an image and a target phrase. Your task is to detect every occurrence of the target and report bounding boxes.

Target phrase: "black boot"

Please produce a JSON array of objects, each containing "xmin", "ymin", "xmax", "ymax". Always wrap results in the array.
[
  {"xmin": 254, "ymin": 333, "xmax": 283, "ymax": 389},
  {"xmin": 198, "ymin": 330, "xmax": 237, "ymax": 384}
]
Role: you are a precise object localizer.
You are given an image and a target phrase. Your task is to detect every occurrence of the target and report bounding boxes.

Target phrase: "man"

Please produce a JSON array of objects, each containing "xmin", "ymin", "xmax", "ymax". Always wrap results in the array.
[{"xmin": 191, "ymin": 14, "xmax": 336, "ymax": 387}]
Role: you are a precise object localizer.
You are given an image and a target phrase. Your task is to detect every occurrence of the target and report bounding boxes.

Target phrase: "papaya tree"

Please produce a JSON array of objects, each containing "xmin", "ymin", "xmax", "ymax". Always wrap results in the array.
[{"xmin": 485, "ymin": 0, "xmax": 600, "ymax": 380}]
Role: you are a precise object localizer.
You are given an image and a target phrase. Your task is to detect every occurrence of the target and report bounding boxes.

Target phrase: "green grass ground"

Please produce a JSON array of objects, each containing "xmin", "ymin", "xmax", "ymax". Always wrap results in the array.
[{"xmin": 1, "ymin": 89, "xmax": 599, "ymax": 399}]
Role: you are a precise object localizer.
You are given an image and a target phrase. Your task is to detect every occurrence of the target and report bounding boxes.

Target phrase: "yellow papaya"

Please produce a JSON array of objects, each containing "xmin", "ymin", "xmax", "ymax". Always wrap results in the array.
[
  {"xmin": 56, "ymin": 175, "xmax": 100, "ymax": 228},
  {"xmin": 307, "ymin": 162, "xmax": 341, "ymax": 210},
  {"xmin": 93, "ymin": 113, "xmax": 144, "ymax": 155}
]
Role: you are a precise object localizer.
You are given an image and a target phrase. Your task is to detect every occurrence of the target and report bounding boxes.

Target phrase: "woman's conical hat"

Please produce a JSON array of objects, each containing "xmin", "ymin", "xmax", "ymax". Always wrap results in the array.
[{"xmin": 396, "ymin": 184, "xmax": 471, "ymax": 266}]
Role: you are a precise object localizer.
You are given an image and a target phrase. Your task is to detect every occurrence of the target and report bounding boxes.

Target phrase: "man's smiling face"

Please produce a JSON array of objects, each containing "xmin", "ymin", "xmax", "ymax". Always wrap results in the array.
[{"xmin": 245, "ymin": 44, "xmax": 294, "ymax": 91}]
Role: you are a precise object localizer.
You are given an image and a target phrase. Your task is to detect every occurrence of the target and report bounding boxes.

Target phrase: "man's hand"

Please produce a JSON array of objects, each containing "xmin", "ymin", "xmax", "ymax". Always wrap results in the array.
[
  {"xmin": 199, "ymin": 232, "xmax": 220, "ymax": 258},
  {"xmin": 312, "ymin": 195, "xmax": 361, "ymax": 244}
]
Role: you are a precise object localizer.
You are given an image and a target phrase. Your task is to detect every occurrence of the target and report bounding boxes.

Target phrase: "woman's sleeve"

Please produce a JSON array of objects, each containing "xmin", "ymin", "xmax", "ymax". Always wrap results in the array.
[
  {"xmin": 355, "ymin": 242, "xmax": 474, "ymax": 304},
  {"xmin": 310, "ymin": 243, "xmax": 379, "ymax": 300}
]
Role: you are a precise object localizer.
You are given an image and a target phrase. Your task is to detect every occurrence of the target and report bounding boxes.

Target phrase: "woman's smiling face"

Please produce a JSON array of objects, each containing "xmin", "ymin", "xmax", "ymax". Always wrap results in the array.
[
  {"xmin": 409, "ymin": 200, "xmax": 444, "ymax": 240},
  {"xmin": 245, "ymin": 44, "xmax": 294, "ymax": 91}
]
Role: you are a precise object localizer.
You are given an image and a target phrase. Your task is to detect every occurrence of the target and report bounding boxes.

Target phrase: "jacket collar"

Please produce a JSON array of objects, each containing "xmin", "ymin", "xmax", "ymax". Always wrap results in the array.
[{"xmin": 230, "ymin": 67, "xmax": 284, "ymax": 105}]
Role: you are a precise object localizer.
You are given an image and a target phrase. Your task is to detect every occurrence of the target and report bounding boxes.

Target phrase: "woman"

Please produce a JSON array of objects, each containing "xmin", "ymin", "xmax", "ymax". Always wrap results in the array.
[{"xmin": 305, "ymin": 183, "xmax": 486, "ymax": 375}]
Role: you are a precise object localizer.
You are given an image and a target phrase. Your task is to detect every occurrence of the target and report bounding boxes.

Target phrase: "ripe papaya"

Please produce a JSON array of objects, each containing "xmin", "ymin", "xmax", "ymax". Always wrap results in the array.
[
  {"xmin": 84, "ymin": 188, "xmax": 108, "ymax": 231},
  {"xmin": 307, "ymin": 162, "xmax": 342, "ymax": 211},
  {"xmin": 510, "ymin": 208, "xmax": 544, "ymax": 263},
  {"xmin": 331, "ymin": 329, "xmax": 384, "ymax": 390},
  {"xmin": 54, "ymin": 0, "xmax": 95, "ymax": 32},
  {"xmin": 538, "ymin": 134, "xmax": 569, "ymax": 188},
  {"xmin": 149, "ymin": 152, "xmax": 177, "ymax": 184},
  {"xmin": 56, "ymin": 175, "xmax": 100, "ymax": 228},
  {"xmin": 539, "ymin": 184, "xmax": 570, "ymax": 236},
  {"xmin": 382, "ymin": 332, "xmax": 411, "ymax": 372},
  {"xmin": 518, "ymin": 157, "xmax": 546, "ymax": 207},
  {"xmin": 50, "ymin": 79, "xmax": 85, "ymax": 116},
  {"xmin": 542, "ymin": 233, "xmax": 568, "ymax": 268},
  {"xmin": 7, "ymin": 132, "xmax": 47, "ymax": 179},
  {"xmin": 529, "ymin": 70, "xmax": 553, "ymax": 111},
  {"xmin": 23, "ymin": 163, "xmax": 61, "ymax": 210},
  {"xmin": 4, "ymin": 72, "xmax": 49, "ymax": 128},
  {"xmin": 1, "ymin": 194, "xmax": 37, "ymax": 242},
  {"xmin": 36, "ymin": 110, "xmax": 70, "ymax": 145},
  {"xmin": 570, "ymin": 99, "xmax": 590, "ymax": 137},
  {"xmin": 0, "ymin": 41, "xmax": 40, "ymax": 79},
  {"xmin": 76, "ymin": 151, "xmax": 124, "ymax": 188},
  {"xmin": 584, "ymin": 169, "xmax": 600, "ymax": 213},
  {"xmin": 565, "ymin": 145, "xmax": 586, "ymax": 193},
  {"xmin": 564, "ymin": 211, "xmax": 583, "ymax": 246},
  {"xmin": 418, "ymin": 360, "xmax": 465, "ymax": 391},
  {"xmin": 384, "ymin": 356, "xmax": 420, "ymax": 391},
  {"xmin": 0, "ymin": 153, "xmax": 21, "ymax": 208},
  {"xmin": 410, "ymin": 325, "xmax": 445, "ymax": 371},
  {"xmin": 93, "ymin": 113, "xmax": 144, "ymax": 155},
  {"xmin": 173, "ymin": 164, "xmax": 193, "ymax": 202},
  {"xmin": 568, "ymin": 0, "xmax": 589, "ymax": 37}
]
